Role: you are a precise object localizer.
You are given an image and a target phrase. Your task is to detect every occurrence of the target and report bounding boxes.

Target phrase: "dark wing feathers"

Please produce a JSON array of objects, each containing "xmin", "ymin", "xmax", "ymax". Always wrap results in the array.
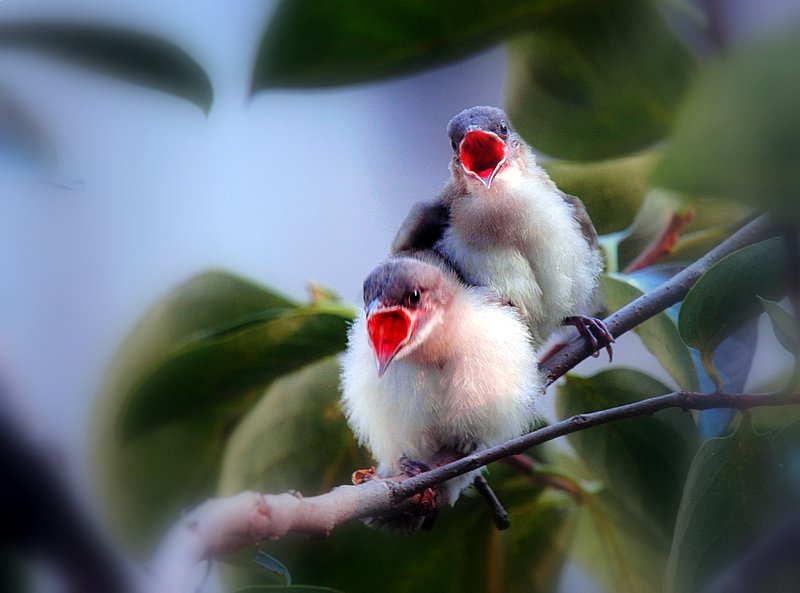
[
  {"xmin": 390, "ymin": 200, "xmax": 450, "ymax": 255},
  {"xmin": 559, "ymin": 190, "xmax": 599, "ymax": 250}
]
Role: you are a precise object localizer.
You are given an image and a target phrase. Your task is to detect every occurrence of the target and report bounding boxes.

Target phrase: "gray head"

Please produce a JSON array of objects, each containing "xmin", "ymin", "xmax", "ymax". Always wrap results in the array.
[
  {"xmin": 362, "ymin": 256, "xmax": 456, "ymax": 376},
  {"xmin": 447, "ymin": 106, "xmax": 522, "ymax": 189}
]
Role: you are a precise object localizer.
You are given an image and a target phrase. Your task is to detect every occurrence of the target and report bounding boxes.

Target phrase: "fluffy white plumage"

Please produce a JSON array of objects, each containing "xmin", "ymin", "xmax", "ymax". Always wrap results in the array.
[
  {"xmin": 340, "ymin": 256, "xmax": 541, "ymax": 505},
  {"xmin": 392, "ymin": 106, "xmax": 605, "ymax": 350},
  {"xmin": 437, "ymin": 152, "xmax": 603, "ymax": 347}
]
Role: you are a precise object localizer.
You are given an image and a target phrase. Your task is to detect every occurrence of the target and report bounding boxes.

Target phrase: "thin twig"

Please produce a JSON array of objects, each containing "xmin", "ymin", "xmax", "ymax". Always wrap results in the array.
[
  {"xmin": 541, "ymin": 215, "xmax": 774, "ymax": 382},
  {"xmin": 502, "ymin": 454, "xmax": 583, "ymax": 500},
  {"xmin": 390, "ymin": 390, "xmax": 798, "ymax": 502},
  {"xmin": 472, "ymin": 475, "xmax": 510, "ymax": 530}
]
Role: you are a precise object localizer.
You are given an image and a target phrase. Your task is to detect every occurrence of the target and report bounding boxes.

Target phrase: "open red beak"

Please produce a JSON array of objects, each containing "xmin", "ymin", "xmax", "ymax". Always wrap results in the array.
[
  {"xmin": 366, "ymin": 305, "xmax": 417, "ymax": 377},
  {"xmin": 459, "ymin": 129, "xmax": 506, "ymax": 188}
]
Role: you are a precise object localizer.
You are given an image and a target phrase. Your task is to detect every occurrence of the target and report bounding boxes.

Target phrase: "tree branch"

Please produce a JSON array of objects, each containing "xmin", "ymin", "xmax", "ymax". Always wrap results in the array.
[
  {"xmin": 541, "ymin": 215, "xmax": 774, "ymax": 382},
  {"xmin": 149, "ymin": 214, "xmax": 778, "ymax": 592}
]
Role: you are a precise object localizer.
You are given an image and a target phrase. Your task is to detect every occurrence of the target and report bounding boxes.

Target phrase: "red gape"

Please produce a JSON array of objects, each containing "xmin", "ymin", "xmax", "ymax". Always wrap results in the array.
[
  {"xmin": 366, "ymin": 308, "xmax": 415, "ymax": 373},
  {"xmin": 460, "ymin": 130, "xmax": 505, "ymax": 180}
]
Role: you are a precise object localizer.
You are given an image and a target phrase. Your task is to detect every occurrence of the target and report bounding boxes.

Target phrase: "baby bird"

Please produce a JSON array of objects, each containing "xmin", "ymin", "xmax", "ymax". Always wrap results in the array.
[
  {"xmin": 393, "ymin": 106, "xmax": 612, "ymax": 356},
  {"xmin": 340, "ymin": 253, "xmax": 541, "ymax": 516}
]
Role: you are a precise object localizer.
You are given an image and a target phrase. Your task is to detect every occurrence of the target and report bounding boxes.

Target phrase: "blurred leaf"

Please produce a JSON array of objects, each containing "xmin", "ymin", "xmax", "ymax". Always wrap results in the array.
[
  {"xmin": 222, "ymin": 360, "xmax": 576, "ymax": 593},
  {"xmin": 608, "ymin": 193, "xmax": 749, "ymax": 274},
  {"xmin": 118, "ymin": 270, "xmax": 296, "ymax": 370},
  {"xmin": 665, "ymin": 423, "xmax": 774, "ymax": 593},
  {"xmin": 219, "ymin": 358, "xmax": 369, "ymax": 497},
  {"xmin": 568, "ymin": 489, "xmax": 667, "ymax": 593},
  {"xmin": 0, "ymin": 22, "xmax": 212, "ymax": 112},
  {"xmin": 557, "ymin": 369, "xmax": 697, "ymax": 536},
  {"xmin": 253, "ymin": 551, "xmax": 292, "ymax": 586},
  {"xmin": 613, "ymin": 190, "xmax": 687, "ymax": 273},
  {"xmin": 544, "ymin": 151, "xmax": 658, "ymax": 236},
  {"xmin": 679, "ymin": 238, "xmax": 786, "ymax": 363},
  {"xmin": 92, "ymin": 272, "xmax": 351, "ymax": 546},
  {"xmin": 94, "ymin": 411, "xmax": 231, "ymax": 549},
  {"xmin": 118, "ymin": 301, "xmax": 355, "ymax": 442},
  {"xmin": 653, "ymin": 29, "xmax": 800, "ymax": 218},
  {"xmin": 759, "ymin": 298, "xmax": 799, "ymax": 353},
  {"xmin": 553, "ymin": 451, "xmax": 668, "ymax": 593},
  {"xmin": 507, "ymin": 0, "xmax": 696, "ymax": 160},
  {"xmin": 252, "ymin": 0, "xmax": 589, "ymax": 89},
  {"xmin": 601, "ymin": 273, "xmax": 699, "ymax": 390}
]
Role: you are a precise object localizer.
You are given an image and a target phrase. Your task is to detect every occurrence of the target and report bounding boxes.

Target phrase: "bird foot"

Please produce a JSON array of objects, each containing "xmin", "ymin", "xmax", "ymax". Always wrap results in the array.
[
  {"xmin": 564, "ymin": 315, "xmax": 614, "ymax": 361},
  {"xmin": 351, "ymin": 466, "xmax": 377, "ymax": 485},
  {"xmin": 398, "ymin": 456, "xmax": 440, "ymax": 514}
]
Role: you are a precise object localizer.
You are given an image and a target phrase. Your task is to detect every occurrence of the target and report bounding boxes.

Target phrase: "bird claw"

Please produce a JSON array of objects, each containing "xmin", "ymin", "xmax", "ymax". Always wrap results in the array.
[
  {"xmin": 351, "ymin": 466, "xmax": 377, "ymax": 485},
  {"xmin": 398, "ymin": 456, "xmax": 440, "ymax": 514},
  {"xmin": 564, "ymin": 315, "xmax": 614, "ymax": 361},
  {"xmin": 398, "ymin": 455, "xmax": 432, "ymax": 477}
]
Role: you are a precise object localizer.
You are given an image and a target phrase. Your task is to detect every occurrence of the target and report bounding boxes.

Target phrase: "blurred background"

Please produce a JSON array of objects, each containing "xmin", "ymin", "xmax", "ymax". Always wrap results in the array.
[{"xmin": 1, "ymin": 1, "xmax": 799, "ymax": 592}]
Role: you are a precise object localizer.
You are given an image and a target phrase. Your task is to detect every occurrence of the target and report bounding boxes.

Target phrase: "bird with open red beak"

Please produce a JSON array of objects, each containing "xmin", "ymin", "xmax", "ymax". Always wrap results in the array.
[
  {"xmin": 340, "ymin": 253, "xmax": 541, "ymax": 520},
  {"xmin": 392, "ymin": 106, "xmax": 613, "ymax": 356}
]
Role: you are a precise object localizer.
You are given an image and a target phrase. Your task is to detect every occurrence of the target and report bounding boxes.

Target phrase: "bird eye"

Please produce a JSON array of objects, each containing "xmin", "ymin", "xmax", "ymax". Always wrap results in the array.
[
  {"xmin": 499, "ymin": 122, "xmax": 508, "ymax": 135},
  {"xmin": 409, "ymin": 289, "xmax": 422, "ymax": 305},
  {"xmin": 451, "ymin": 139, "xmax": 459, "ymax": 152}
]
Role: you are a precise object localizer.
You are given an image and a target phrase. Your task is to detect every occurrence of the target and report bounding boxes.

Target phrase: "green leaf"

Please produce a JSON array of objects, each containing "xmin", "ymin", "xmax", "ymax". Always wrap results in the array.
[
  {"xmin": 653, "ymin": 29, "xmax": 800, "ymax": 218},
  {"xmin": 552, "ymin": 451, "xmax": 668, "ymax": 593},
  {"xmin": 557, "ymin": 369, "xmax": 698, "ymax": 536},
  {"xmin": 219, "ymin": 358, "xmax": 369, "ymax": 497},
  {"xmin": 0, "ymin": 22, "xmax": 212, "ymax": 112},
  {"xmin": 679, "ymin": 238, "xmax": 786, "ymax": 357},
  {"xmin": 253, "ymin": 551, "xmax": 292, "ymax": 586},
  {"xmin": 116, "ymin": 302, "xmax": 355, "ymax": 442},
  {"xmin": 568, "ymin": 488, "xmax": 668, "ymax": 593},
  {"xmin": 506, "ymin": 0, "xmax": 696, "ymax": 160},
  {"xmin": 221, "ymin": 360, "xmax": 576, "ymax": 593},
  {"xmin": 91, "ymin": 272, "xmax": 351, "ymax": 546},
  {"xmin": 93, "ymin": 411, "xmax": 232, "ymax": 549},
  {"xmin": 759, "ymin": 298, "xmax": 799, "ymax": 353},
  {"xmin": 665, "ymin": 423, "xmax": 774, "ymax": 593},
  {"xmin": 544, "ymin": 151, "xmax": 658, "ymax": 236},
  {"xmin": 601, "ymin": 274, "xmax": 700, "ymax": 390},
  {"xmin": 252, "ymin": 0, "xmax": 587, "ymax": 89}
]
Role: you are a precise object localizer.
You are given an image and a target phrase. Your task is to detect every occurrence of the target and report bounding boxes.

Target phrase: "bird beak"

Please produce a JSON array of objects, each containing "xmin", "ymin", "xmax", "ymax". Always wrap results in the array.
[
  {"xmin": 459, "ymin": 128, "xmax": 507, "ymax": 189},
  {"xmin": 365, "ymin": 302, "xmax": 418, "ymax": 377}
]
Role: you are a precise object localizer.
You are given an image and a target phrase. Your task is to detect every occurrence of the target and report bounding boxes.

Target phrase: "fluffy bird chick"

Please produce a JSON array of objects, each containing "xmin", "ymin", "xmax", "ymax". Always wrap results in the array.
[
  {"xmin": 393, "ymin": 106, "xmax": 612, "ymax": 355},
  {"xmin": 341, "ymin": 253, "xmax": 541, "ymax": 513}
]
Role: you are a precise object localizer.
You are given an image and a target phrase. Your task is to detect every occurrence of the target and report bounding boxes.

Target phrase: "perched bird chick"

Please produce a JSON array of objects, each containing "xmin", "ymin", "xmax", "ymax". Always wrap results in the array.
[
  {"xmin": 393, "ymin": 106, "xmax": 612, "ymax": 355},
  {"xmin": 341, "ymin": 253, "xmax": 541, "ymax": 510}
]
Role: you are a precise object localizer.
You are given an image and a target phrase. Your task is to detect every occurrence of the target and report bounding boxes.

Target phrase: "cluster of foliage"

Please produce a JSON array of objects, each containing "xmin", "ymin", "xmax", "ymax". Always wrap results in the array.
[{"xmin": 2, "ymin": 1, "xmax": 799, "ymax": 592}]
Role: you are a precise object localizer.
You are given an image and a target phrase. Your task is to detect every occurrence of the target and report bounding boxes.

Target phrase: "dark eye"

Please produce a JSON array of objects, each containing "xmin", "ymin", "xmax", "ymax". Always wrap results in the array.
[
  {"xmin": 409, "ymin": 289, "xmax": 422, "ymax": 305},
  {"xmin": 499, "ymin": 121, "xmax": 508, "ymax": 135},
  {"xmin": 451, "ymin": 139, "xmax": 459, "ymax": 152}
]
